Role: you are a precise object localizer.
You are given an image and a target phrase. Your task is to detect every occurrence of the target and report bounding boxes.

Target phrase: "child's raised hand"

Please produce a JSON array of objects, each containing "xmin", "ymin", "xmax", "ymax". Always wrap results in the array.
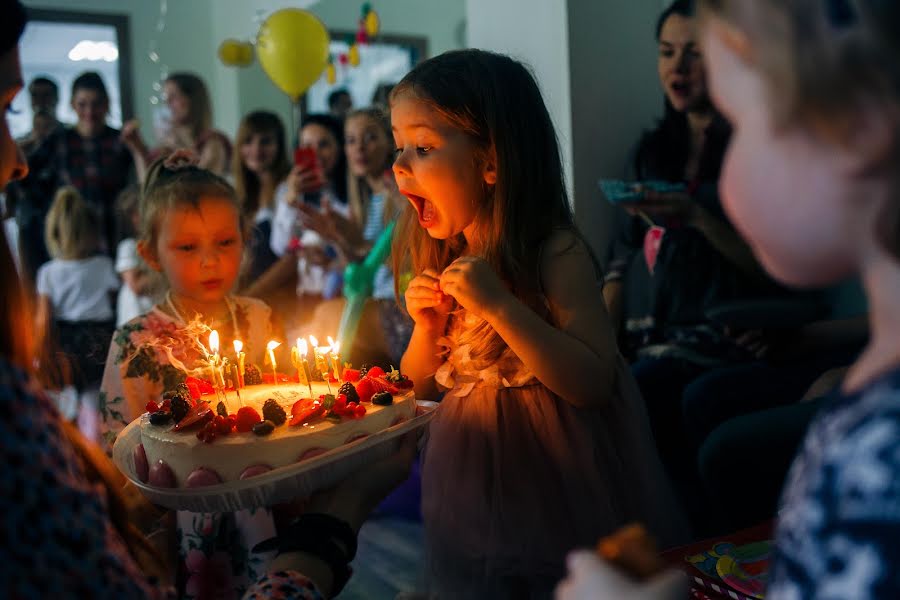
[
  {"xmin": 405, "ymin": 269, "xmax": 453, "ymax": 332},
  {"xmin": 439, "ymin": 257, "xmax": 511, "ymax": 321},
  {"xmin": 555, "ymin": 551, "xmax": 687, "ymax": 600}
]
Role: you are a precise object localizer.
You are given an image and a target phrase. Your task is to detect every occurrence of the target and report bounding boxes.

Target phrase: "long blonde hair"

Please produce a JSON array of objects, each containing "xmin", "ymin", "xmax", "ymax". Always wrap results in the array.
[
  {"xmin": 44, "ymin": 186, "xmax": 99, "ymax": 260},
  {"xmin": 699, "ymin": 0, "xmax": 900, "ymax": 259}
]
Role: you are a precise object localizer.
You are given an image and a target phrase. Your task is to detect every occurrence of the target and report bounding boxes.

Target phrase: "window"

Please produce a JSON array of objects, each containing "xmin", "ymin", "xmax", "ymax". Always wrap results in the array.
[
  {"xmin": 12, "ymin": 8, "xmax": 132, "ymax": 139},
  {"xmin": 305, "ymin": 32, "xmax": 426, "ymax": 114}
]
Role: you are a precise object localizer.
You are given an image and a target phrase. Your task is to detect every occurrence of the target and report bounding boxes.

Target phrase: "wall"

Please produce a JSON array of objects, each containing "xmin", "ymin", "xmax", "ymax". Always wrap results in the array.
[
  {"xmin": 466, "ymin": 0, "xmax": 669, "ymax": 261},
  {"xmin": 466, "ymin": 0, "xmax": 573, "ymax": 200},
  {"xmin": 568, "ymin": 0, "xmax": 668, "ymax": 260}
]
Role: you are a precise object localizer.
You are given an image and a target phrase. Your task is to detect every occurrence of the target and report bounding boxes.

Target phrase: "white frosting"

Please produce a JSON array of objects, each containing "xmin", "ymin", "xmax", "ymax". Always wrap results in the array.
[{"xmin": 139, "ymin": 381, "xmax": 415, "ymax": 486}]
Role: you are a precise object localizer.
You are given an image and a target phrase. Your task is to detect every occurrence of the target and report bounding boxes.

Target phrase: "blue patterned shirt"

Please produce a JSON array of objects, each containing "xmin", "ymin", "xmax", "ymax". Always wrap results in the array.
[{"xmin": 769, "ymin": 367, "xmax": 900, "ymax": 599}]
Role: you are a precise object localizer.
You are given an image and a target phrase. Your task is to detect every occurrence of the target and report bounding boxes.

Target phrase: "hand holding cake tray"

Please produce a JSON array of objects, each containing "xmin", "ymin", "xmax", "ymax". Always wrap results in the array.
[{"xmin": 112, "ymin": 332, "xmax": 435, "ymax": 512}]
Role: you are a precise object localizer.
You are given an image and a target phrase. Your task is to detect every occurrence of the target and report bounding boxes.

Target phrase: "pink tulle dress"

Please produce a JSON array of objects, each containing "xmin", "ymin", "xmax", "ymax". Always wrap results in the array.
[{"xmin": 421, "ymin": 307, "xmax": 688, "ymax": 598}]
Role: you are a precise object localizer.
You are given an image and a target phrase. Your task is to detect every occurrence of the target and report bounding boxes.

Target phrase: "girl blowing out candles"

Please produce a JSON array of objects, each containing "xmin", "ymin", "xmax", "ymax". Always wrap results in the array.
[{"xmin": 391, "ymin": 49, "xmax": 688, "ymax": 597}]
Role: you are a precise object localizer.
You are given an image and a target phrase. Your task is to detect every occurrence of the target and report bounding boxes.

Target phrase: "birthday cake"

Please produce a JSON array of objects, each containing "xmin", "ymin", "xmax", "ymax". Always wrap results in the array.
[{"xmin": 132, "ymin": 366, "xmax": 416, "ymax": 488}]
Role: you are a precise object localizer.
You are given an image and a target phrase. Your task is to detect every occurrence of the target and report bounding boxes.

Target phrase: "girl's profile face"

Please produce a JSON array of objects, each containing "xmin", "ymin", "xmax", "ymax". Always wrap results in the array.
[
  {"xmin": 148, "ymin": 196, "xmax": 243, "ymax": 305},
  {"xmin": 240, "ymin": 130, "xmax": 279, "ymax": 175},
  {"xmin": 704, "ymin": 20, "xmax": 855, "ymax": 287},
  {"xmin": 391, "ymin": 94, "xmax": 495, "ymax": 244},
  {"xmin": 658, "ymin": 13, "xmax": 708, "ymax": 113},
  {"xmin": 71, "ymin": 88, "xmax": 108, "ymax": 135},
  {"xmin": 300, "ymin": 123, "xmax": 340, "ymax": 179},
  {"xmin": 345, "ymin": 114, "xmax": 391, "ymax": 178},
  {"xmin": 0, "ymin": 48, "xmax": 27, "ymax": 190}
]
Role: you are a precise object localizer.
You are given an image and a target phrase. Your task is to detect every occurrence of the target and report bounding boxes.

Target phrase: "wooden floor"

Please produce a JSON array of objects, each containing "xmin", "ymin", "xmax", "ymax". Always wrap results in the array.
[{"xmin": 341, "ymin": 516, "xmax": 426, "ymax": 599}]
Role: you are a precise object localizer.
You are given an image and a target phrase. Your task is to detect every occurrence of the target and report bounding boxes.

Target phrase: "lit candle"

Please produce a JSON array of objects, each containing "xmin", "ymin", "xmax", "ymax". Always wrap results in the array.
[
  {"xmin": 231, "ymin": 362, "xmax": 243, "ymax": 406},
  {"xmin": 267, "ymin": 340, "xmax": 281, "ymax": 384},
  {"xmin": 208, "ymin": 330, "xmax": 227, "ymax": 405},
  {"xmin": 208, "ymin": 330, "xmax": 220, "ymax": 387},
  {"xmin": 291, "ymin": 338, "xmax": 314, "ymax": 397},
  {"xmin": 233, "ymin": 340, "xmax": 246, "ymax": 388},
  {"xmin": 309, "ymin": 335, "xmax": 332, "ymax": 393},
  {"xmin": 327, "ymin": 336, "xmax": 343, "ymax": 381}
]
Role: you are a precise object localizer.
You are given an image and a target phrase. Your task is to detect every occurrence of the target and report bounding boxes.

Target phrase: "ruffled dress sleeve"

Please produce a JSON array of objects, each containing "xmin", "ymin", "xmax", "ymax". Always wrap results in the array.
[{"xmin": 98, "ymin": 309, "xmax": 190, "ymax": 452}]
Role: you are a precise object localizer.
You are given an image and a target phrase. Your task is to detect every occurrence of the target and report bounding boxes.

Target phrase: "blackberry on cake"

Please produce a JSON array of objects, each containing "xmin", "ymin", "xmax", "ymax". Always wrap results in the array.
[{"xmin": 338, "ymin": 381, "xmax": 360, "ymax": 404}]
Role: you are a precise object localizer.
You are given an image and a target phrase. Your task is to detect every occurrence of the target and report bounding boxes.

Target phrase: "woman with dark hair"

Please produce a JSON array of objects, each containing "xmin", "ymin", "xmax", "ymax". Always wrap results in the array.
[
  {"xmin": 601, "ymin": 0, "xmax": 784, "ymax": 524},
  {"xmin": 255, "ymin": 113, "xmax": 350, "ymax": 330},
  {"xmin": 16, "ymin": 70, "xmax": 133, "ymax": 275},
  {"xmin": 232, "ymin": 110, "xmax": 291, "ymax": 284}
]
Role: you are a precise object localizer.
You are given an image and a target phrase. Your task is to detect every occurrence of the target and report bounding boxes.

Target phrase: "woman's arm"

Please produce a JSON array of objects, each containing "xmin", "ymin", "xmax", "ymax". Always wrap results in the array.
[
  {"xmin": 440, "ymin": 232, "xmax": 618, "ymax": 408},
  {"xmin": 241, "ymin": 254, "xmax": 299, "ymax": 299},
  {"xmin": 120, "ymin": 119, "xmax": 151, "ymax": 182},
  {"xmin": 35, "ymin": 293, "xmax": 51, "ymax": 334},
  {"xmin": 197, "ymin": 134, "xmax": 229, "ymax": 176},
  {"xmin": 121, "ymin": 268, "xmax": 152, "ymax": 296}
]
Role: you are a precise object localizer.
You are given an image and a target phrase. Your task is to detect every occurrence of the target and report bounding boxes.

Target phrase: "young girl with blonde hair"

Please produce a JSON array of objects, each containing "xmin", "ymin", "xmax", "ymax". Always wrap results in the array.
[
  {"xmin": 36, "ymin": 186, "xmax": 118, "ymax": 426},
  {"xmin": 99, "ymin": 152, "xmax": 277, "ymax": 598},
  {"xmin": 392, "ymin": 49, "xmax": 686, "ymax": 597},
  {"xmin": 559, "ymin": 1, "xmax": 900, "ymax": 598}
]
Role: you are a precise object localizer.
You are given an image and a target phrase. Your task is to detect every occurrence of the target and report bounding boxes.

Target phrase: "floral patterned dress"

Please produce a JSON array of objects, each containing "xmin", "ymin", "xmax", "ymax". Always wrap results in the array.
[
  {"xmin": 99, "ymin": 296, "xmax": 280, "ymax": 599},
  {"xmin": 422, "ymin": 307, "xmax": 688, "ymax": 598}
]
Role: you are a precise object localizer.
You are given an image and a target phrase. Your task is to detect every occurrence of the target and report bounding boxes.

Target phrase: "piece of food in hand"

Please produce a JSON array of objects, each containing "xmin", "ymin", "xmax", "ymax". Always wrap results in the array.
[{"xmin": 595, "ymin": 523, "xmax": 666, "ymax": 581}]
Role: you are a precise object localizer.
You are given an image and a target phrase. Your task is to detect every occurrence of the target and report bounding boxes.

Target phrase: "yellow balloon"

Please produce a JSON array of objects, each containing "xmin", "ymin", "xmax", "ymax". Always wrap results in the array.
[
  {"xmin": 236, "ymin": 42, "xmax": 254, "ymax": 66},
  {"xmin": 218, "ymin": 39, "xmax": 253, "ymax": 67},
  {"xmin": 365, "ymin": 10, "xmax": 380, "ymax": 37},
  {"xmin": 257, "ymin": 9, "xmax": 330, "ymax": 101},
  {"xmin": 348, "ymin": 44, "xmax": 360, "ymax": 67},
  {"xmin": 326, "ymin": 63, "xmax": 337, "ymax": 85},
  {"xmin": 219, "ymin": 40, "xmax": 241, "ymax": 67}
]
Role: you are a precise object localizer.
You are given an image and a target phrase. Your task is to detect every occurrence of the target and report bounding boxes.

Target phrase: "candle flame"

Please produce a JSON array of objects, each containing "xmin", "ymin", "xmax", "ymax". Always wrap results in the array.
[
  {"xmin": 233, "ymin": 339, "xmax": 243, "ymax": 353},
  {"xmin": 308, "ymin": 335, "xmax": 318, "ymax": 348},
  {"xmin": 209, "ymin": 330, "xmax": 219, "ymax": 354},
  {"xmin": 330, "ymin": 339, "xmax": 340, "ymax": 354},
  {"xmin": 298, "ymin": 338, "xmax": 308, "ymax": 356},
  {"xmin": 267, "ymin": 340, "xmax": 281, "ymax": 351}
]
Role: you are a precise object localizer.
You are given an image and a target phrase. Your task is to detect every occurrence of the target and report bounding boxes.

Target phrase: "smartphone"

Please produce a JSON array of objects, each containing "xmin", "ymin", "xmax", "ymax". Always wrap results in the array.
[{"xmin": 294, "ymin": 146, "xmax": 324, "ymax": 205}]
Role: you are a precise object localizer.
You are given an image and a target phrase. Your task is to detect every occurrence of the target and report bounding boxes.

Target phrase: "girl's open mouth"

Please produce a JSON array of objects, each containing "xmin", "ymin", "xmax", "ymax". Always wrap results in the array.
[{"xmin": 404, "ymin": 191, "xmax": 436, "ymax": 228}]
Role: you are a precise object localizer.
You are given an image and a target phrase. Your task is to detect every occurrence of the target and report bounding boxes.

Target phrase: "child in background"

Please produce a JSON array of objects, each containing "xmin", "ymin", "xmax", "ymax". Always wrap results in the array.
[
  {"xmin": 99, "ymin": 152, "xmax": 276, "ymax": 598},
  {"xmin": 558, "ymin": 1, "xmax": 900, "ymax": 598},
  {"xmin": 114, "ymin": 185, "xmax": 154, "ymax": 326},
  {"xmin": 392, "ymin": 49, "xmax": 687, "ymax": 598},
  {"xmin": 36, "ymin": 186, "xmax": 118, "ymax": 434}
]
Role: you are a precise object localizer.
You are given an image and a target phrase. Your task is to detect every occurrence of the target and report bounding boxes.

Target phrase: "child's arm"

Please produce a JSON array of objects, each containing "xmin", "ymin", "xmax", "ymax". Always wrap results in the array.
[
  {"xmin": 439, "ymin": 232, "xmax": 618, "ymax": 408},
  {"xmin": 400, "ymin": 269, "xmax": 454, "ymax": 400},
  {"xmin": 35, "ymin": 293, "xmax": 51, "ymax": 336}
]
